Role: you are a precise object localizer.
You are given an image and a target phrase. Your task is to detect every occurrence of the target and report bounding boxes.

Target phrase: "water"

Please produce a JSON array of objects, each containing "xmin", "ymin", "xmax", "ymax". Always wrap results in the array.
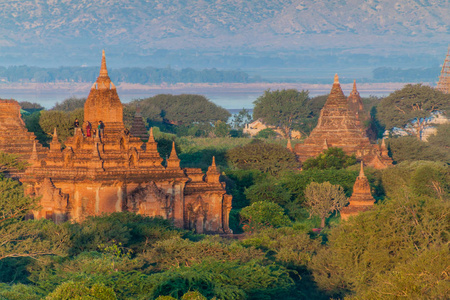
[
  {"xmin": 0, "ymin": 85, "xmax": 390, "ymax": 111},
  {"xmin": 0, "ymin": 90, "xmax": 260, "ymax": 110}
]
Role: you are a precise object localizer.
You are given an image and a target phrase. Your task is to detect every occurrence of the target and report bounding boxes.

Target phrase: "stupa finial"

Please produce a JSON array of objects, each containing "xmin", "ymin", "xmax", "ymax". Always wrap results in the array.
[
  {"xmin": 359, "ymin": 161, "xmax": 365, "ymax": 178},
  {"xmin": 149, "ymin": 127, "xmax": 154, "ymax": 139},
  {"xmin": 100, "ymin": 50, "xmax": 108, "ymax": 77},
  {"xmin": 30, "ymin": 140, "xmax": 39, "ymax": 161},
  {"xmin": 334, "ymin": 73, "xmax": 339, "ymax": 84},
  {"xmin": 169, "ymin": 141, "xmax": 178, "ymax": 160},
  {"xmin": 52, "ymin": 127, "xmax": 58, "ymax": 141}
]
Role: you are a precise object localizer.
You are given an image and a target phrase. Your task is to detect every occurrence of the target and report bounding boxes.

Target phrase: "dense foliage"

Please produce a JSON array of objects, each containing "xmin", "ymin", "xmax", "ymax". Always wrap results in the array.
[
  {"xmin": 377, "ymin": 84, "xmax": 450, "ymax": 139},
  {"xmin": 125, "ymin": 94, "xmax": 231, "ymax": 137},
  {"xmin": 302, "ymin": 147, "xmax": 357, "ymax": 170},
  {"xmin": 304, "ymin": 182, "xmax": 348, "ymax": 228},
  {"xmin": 51, "ymin": 97, "xmax": 86, "ymax": 112},
  {"xmin": 3, "ymin": 83, "xmax": 450, "ymax": 299},
  {"xmin": 226, "ymin": 140, "xmax": 300, "ymax": 176},
  {"xmin": 253, "ymin": 89, "xmax": 310, "ymax": 138}
]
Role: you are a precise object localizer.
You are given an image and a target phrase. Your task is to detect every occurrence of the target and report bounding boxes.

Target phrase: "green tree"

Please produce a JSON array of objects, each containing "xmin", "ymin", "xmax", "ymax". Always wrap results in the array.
[
  {"xmin": 213, "ymin": 120, "xmax": 231, "ymax": 137},
  {"xmin": 226, "ymin": 141, "xmax": 300, "ymax": 176},
  {"xmin": 129, "ymin": 94, "xmax": 230, "ymax": 126},
  {"xmin": 141, "ymin": 236, "xmax": 264, "ymax": 272},
  {"xmin": 22, "ymin": 111, "xmax": 51, "ymax": 146},
  {"xmin": 253, "ymin": 89, "xmax": 310, "ymax": 138},
  {"xmin": 381, "ymin": 160, "xmax": 450, "ymax": 200},
  {"xmin": 302, "ymin": 147, "xmax": 357, "ymax": 170},
  {"xmin": 255, "ymin": 128, "xmax": 277, "ymax": 139},
  {"xmin": 299, "ymin": 94, "xmax": 327, "ymax": 136},
  {"xmin": 245, "ymin": 180, "xmax": 293, "ymax": 207},
  {"xmin": 310, "ymin": 194, "xmax": 450, "ymax": 297},
  {"xmin": 388, "ymin": 136, "xmax": 450, "ymax": 164},
  {"xmin": 240, "ymin": 201, "xmax": 292, "ymax": 232},
  {"xmin": 39, "ymin": 108, "xmax": 84, "ymax": 143},
  {"xmin": 230, "ymin": 108, "xmax": 252, "ymax": 129},
  {"xmin": 377, "ymin": 84, "xmax": 450, "ymax": 140},
  {"xmin": 45, "ymin": 281, "xmax": 117, "ymax": 300},
  {"xmin": 427, "ymin": 122, "xmax": 450, "ymax": 151},
  {"xmin": 304, "ymin": 182, "xmax": 348, "ymax": 228},
  {"xmin": 241, "ymin": 227, "xmax": 321, "ymax": 270},
  {"xmin": 0, "ymin": 283, "xmax": 41, "ymax": 300},
  {"xmin": 0, "ymin": 176, "xmax": 36, "ymax": 225},
  {"xmin": 0, "ymin": 219, "xmax": 69, "ymax": 261},
  {"xmin": 350, "ymin": 245, "xmax": 450, "ymax": 300},
  {"xmin": 180, "ymin": 291, "xmax": 207, "ymax": 300},
  {"xmin": 0, "ymin": 152, "xmax": 28, "ymax": 173},
  {"xmin": 51, "ymin": 97, "xmax": 86, "ymax": 112},
  {"xmin": 18, "ymin": 101, "xmax": 44, "ymax": 113}
]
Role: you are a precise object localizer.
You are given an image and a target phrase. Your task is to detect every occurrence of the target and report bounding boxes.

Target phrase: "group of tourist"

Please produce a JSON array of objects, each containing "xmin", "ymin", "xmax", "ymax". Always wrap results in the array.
[{"xmin": 73, "ymin": 118, "xmax": 105, "ymax": 138}]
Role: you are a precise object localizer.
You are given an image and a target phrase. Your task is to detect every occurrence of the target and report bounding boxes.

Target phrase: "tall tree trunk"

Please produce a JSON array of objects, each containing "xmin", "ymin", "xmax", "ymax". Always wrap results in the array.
[
  {"xmin": 415, "ymin": 120, "xmax": 425, "ymax": 140},
  {"xmin": 321, "ymin": 217, "xmax": 326, "ymax": 228}
]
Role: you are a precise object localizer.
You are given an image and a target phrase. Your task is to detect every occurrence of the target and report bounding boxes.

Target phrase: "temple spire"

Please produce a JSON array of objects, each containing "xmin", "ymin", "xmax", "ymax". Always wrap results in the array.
[
  {"xmin": 350, "ymin": 80, "xmax": 360, "ymax": 96},
  {"xmin": 149, "ymin": 127, "xmax": 155, "ymax": 142},
  {"xmin": 50, "ymin": 127, "xmax": 62, "ymax": 152},
  {"xmin": 207, "ymin": 156, "xmax": 220, "ymax": 183},
  {"xmin": 30, "ymin": 140, "xmax": 39, "ymax": 162},
  {"xmin": 169, "ymin": 141, "xmax": 178, "ymax": 160},
  {"xmin": 287, "ymin": 139, "xmax": 293, "ymax": 152},
  {"xmin": 52, "ymin": 127, "xmax": 58, "ymax": 142},
  {"xmin": 334, "ymin": 73, "xmax": 339, "ymax": 84},
  {"xmin": 100, "ymin": 50, "xmax": 108, "ymax": 77},
  {"xmin": 166, "ymin": 141, "xmax": 180, "ymax": 169},
  {"xmin": 359, "ymin": 161, "xmax": 365, "ymax": 178}
]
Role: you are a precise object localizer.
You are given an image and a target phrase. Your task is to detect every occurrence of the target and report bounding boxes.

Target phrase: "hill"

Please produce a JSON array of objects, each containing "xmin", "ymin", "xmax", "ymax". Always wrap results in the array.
[{"xmin": 0, "ymin": 0, "xmax": 448, "ymax": 67}]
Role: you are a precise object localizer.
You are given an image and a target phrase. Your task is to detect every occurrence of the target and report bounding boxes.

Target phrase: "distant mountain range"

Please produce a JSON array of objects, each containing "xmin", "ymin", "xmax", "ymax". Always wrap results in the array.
[{"xmin": 0, "ymin": 0, "xmax": 448, "ymax": 70}]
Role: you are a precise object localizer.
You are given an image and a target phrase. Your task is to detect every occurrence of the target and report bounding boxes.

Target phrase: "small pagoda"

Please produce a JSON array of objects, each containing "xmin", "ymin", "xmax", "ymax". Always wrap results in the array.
[
  {"xmin": 130, "ymin": 106, "xmax": 149, "ymax": 141},
  {"xmin": 340, "ymin": 162, "xmax": 376, "ymax": 220}
]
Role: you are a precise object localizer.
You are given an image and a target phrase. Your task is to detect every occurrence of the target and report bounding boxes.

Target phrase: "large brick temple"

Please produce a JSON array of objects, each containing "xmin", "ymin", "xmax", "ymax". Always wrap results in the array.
[
  {"xmin": 294, "ymin": 74, "xmax": 392, "ymax": 169},
  {"xmin": 2, "ymin": 51, "xmax": 232, "ymax": 234}
]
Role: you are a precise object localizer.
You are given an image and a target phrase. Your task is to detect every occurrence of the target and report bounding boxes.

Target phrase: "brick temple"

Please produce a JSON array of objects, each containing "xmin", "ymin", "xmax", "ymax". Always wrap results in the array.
[
  {"xmin": 437, "ymin": 46, "xmax": 450, "ymax": 94},
  {"xmin": 5, "ymin": 51, "xmax": 232, "ymax": 234},
  {"xmin": 0, "ymin": 100, "xmax": 47, "ymax": 163},
  {"xmin": 294, "ymin": 74, "xmax": 392, "ymax": 169}
]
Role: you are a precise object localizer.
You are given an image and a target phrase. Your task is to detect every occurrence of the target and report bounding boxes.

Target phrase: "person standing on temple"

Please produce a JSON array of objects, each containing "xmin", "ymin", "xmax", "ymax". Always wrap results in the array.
[
  {"xmin": 98, "ymin": 121, "xmax": 105, "ymax": 138},
  {"xmin": 74, "ymin": 118, "xmax": 79, "ymax": 135},
  {"xmin": 86, "ymin": 121, "xmax": 92, "ymax": 137}
]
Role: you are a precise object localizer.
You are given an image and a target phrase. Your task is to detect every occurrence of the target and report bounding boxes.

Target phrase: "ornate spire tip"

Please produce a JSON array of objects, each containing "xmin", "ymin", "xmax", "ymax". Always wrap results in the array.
[
  {"xmin": 334, "ymin": 73, "xmax": 339, "ymax": 84},
  {"xmin": 100, "ymin": 50, "xmax": 108, "ymax": 77},
  {"xmin": 359, "ymin": 161, "xmax": 365, "ymax": 177}
]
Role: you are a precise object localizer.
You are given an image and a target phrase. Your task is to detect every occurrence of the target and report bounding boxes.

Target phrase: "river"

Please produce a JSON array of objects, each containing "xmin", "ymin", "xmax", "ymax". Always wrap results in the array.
[{"xmin": 0, "ymin": 82, "xmax": 398, "ymax": 111}]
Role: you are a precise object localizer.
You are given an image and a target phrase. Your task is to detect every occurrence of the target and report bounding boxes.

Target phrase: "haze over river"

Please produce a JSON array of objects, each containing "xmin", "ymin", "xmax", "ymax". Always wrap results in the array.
[{"xmin": 0, "ymin": 82, "xmax": 408, "ymax": 110}]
